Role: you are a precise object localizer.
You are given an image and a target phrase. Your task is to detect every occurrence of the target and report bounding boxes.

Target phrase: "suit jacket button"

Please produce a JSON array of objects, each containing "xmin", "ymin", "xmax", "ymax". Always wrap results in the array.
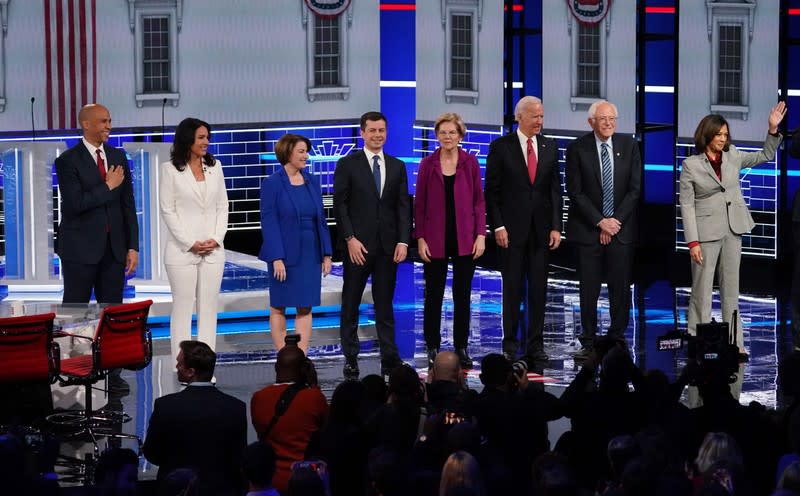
[
  {"xmin": 720, "ymin": 187, "xmax": 726, "ymax": 192},
  {"xmin": 727, "ymin": 201, "xmax": 731, "ymax": 206}
]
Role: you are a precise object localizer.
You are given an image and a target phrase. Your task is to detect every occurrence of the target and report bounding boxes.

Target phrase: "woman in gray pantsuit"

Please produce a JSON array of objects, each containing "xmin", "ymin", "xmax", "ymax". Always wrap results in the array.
[{"xmin": 679, "ymin": 102, "xmax": 786, "ymax": 352}]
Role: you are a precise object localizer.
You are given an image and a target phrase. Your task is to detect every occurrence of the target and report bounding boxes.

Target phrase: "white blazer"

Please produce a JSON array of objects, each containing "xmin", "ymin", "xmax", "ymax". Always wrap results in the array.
[{"xmin": 159, "ymin": 160, "xmax": 229, "ymax": 265}]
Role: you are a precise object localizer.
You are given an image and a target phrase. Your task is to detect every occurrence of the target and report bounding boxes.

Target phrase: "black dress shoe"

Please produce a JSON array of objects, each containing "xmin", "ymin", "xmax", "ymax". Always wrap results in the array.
[
  {"xmin": 380, "ymin": 357, "xmax": 404, "ymax": 378},
  {"xmin": 738, "ymin": 352, "xmax": 749, "ymax": 363},
  {"xmin": 343, "ymin": 359, "xmax": 360, "ymax": 380},
  {"xmin": 425, "ymin": 346, "xmax": 439, "ymax": 369},
  {"xmin": 456, "ymin": 348, "xmax": 473, "ymax": 369}
]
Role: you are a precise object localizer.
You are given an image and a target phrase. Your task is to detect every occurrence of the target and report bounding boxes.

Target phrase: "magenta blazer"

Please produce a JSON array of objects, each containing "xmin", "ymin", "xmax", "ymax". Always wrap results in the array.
[{"xmin": 414, "ymin": 148, "xmax": 486, "ymax": 258}]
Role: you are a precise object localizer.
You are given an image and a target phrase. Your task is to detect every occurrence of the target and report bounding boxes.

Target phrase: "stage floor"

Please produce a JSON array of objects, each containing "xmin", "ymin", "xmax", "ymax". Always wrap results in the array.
[{"xmin": 2, "ymin": 258, "xmax": 795, "ymax": 483}]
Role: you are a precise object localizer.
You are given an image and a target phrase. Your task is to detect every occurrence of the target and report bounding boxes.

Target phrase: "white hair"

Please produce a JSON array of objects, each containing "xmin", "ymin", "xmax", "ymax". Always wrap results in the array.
[
  {"xmin": 588, "ymin": 100, "xmax": 618, "ymax": 120},
  {"xmin": 514, "ymin": 96, "xmax": 543, "ymax": 121}
]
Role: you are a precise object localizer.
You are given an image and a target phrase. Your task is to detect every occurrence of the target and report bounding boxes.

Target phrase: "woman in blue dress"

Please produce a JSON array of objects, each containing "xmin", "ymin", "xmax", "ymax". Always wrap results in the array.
[{"xmin": 259, "ymin": 134, "xmax": 332, "ymax": 353}]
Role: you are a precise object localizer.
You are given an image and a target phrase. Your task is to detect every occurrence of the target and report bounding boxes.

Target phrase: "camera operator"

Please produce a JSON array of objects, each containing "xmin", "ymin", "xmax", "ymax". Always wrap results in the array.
[
  {"xmin": 472, "ymin": 353, "xmax": 562, "ymax": 491},
  {"xmin": 560, "ymin": 336, "xmax": 644, "ymax": 490},
  {"xmin": 250, "ymin": 335, "xmax": 329, "ymax": 494}
]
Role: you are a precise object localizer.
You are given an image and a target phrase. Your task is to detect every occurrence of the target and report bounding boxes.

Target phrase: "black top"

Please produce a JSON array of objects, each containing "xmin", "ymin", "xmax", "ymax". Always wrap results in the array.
[{"xmin": 444, "ymin": 174, "xmax": 457, "ymax": 257}]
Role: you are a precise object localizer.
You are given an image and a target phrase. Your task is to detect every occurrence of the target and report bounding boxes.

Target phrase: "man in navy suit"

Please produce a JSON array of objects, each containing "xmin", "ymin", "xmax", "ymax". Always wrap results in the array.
[
  {"xmin": 565, "ymin": 100, "xmax": 642, "ymax": 356},
  {"xmin": 484, "ymin": 96, "xmax": 563, "ymax": 365},
  {"xmin": 55, "ymin": 103, "xmax": 138, "ymax": 304},
  {"xmin": 333, "ymin": 111, "xmax": 411, "ymax": 379},
  {"xmin": 143, "ymin": 340, "xmax": 247, "ymax": 496}
]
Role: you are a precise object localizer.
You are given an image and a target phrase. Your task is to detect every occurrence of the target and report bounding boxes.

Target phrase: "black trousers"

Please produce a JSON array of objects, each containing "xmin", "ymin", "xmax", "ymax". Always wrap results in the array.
[
  {"xmin": 422, "ymin": 255, "xmax": 475, "ymax": 349},
  {"xmin": 500, "ymin": 230, "xmax": 549, "ymax": 357},
  {"xmin": 575, "ymin": 238, "xmax": 633, "ymax": 345},
  {"xmin": 339, "ymin": 250, "xmax": 400, "ymax": 363},
  {"xmin": 61, "ymin": 235, "xmax": 124, "ymax": 304}
]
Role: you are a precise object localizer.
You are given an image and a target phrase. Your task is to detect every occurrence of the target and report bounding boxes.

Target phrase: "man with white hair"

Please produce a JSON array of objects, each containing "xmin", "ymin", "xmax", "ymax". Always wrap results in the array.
[
  {"xmin": 485, "ymin": 96, "xmax": 563, "ymax": 365},
  {"xmin": 565, "ymin": 100, "xmax": 642, "ymax": 357}
]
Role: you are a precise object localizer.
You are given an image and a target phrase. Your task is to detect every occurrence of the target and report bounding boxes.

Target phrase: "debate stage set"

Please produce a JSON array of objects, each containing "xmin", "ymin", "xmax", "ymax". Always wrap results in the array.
[{"xmin": 1, "ymin": 0, "xmax": 800, "ymax": 486}]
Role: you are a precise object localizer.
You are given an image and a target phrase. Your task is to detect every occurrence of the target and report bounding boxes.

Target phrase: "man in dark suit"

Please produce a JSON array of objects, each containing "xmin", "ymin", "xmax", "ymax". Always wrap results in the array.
[
  {"xmin": 55, "ymin": 103, "xmax": 138, "ymax": 304},
  {"xmin": 143, "ymin": 340, "xmax": 247, "ymax": 496},
  {"xmin": 333, "ymin": 111, "xmax": 411, "ymax": 379},
  {"xmin": 565, "ymin": 100, "xmax": 641, "ymax": 356},
  {"xmin": 485, "ymin": 96, "xmax": 562, "ymax": 365}
]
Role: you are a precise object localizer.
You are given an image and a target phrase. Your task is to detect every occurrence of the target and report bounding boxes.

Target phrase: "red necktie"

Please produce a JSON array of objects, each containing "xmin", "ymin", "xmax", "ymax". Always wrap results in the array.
[
  {"xmin": 527, "ymin": 137, "xmax": 537, "ymax": 184},
  {"xmin": 96, "ymin": 149, "xmax": 106, "ymax": 181}
]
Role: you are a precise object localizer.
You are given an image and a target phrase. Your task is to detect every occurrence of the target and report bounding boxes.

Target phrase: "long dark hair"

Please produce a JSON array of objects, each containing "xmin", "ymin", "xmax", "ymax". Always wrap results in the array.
[{"xmin": 170, "ymin": 117, "xmax": 215, "ymax": 171}]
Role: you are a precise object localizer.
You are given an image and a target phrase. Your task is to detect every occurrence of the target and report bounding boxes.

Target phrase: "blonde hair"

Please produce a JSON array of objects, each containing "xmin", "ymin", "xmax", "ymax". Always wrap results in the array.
[
  {"xmin": 439, "ymin": 451, "xmax": 485, "ymax": 496},
  {"xmin": 434, "ymin": 112, "xmax": 467, "ymax": 137},
  {"xmin": 694, "ymin": 432, "xmax": 742, "ymax": 474}
]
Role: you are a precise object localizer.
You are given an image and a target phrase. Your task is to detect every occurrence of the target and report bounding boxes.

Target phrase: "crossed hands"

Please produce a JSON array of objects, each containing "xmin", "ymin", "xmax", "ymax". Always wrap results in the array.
[
  {"xmin": 190, "ymin": 239, "xmax": 219, "ymax": 257},
  {"xmin": 598, "ymin": 218, "xmax": 621, "ymax": 245}
]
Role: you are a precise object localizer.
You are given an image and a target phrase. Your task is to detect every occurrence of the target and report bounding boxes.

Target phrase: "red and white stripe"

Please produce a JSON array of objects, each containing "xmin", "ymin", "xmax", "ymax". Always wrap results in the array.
[{"xmin": 44, "ymin": 0, "xmax": 96, "ymax": 130}]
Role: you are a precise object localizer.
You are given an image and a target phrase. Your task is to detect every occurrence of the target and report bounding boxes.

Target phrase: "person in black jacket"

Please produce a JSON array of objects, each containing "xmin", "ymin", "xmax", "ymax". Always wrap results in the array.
[{"xmin": 143, "ymin": 341, "xmax": 247, "ymax": 496}]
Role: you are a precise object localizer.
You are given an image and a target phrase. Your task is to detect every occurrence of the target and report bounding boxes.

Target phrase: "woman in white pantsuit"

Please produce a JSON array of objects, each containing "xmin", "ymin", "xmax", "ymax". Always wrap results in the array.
[
  {"xmin": 679, "ymin": 103, "xmax": 785, "ymax": 353},
  {"xmin": 160, "ymin": 118, "xmax": 229, "ymax": 359}
]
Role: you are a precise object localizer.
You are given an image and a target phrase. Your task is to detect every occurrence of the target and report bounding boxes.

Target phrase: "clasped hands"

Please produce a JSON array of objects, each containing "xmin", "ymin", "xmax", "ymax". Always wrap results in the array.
[
  {"xmin": 598, "ymin": 218, "xmax": 621, "ymax": 245},
  {"xmin": 190, "ymin": 239, "xmax": 219, "ymax": 257}
]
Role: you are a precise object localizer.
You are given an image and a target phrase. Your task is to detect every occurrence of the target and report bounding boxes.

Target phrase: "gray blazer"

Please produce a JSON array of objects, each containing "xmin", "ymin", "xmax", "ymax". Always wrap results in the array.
[{"xmin": 679, "ymin": 133, "xmax": 781, "ymax": 244}]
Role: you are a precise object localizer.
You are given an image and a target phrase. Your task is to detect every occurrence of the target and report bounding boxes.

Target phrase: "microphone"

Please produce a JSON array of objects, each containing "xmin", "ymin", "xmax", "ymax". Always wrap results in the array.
[
  {"xmin": 30, "ymin": 97, "xmax": 35, "ymax": 141},
  {"xmin": 161, "ymin": 97, "xmax": 167, "ymax": 142}
]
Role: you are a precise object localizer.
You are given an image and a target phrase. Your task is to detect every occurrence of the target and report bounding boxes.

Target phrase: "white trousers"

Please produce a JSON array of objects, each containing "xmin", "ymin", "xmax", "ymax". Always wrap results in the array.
[{"xmin": 165, "ymin": 260, "xmax": 225, "ymax": 360}]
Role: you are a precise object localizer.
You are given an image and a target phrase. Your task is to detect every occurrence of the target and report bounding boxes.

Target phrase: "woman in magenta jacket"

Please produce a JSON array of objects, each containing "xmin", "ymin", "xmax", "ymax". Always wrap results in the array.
[{"xmin": 415, "ymin": 113, "xmax": 486, "ymax": 369}]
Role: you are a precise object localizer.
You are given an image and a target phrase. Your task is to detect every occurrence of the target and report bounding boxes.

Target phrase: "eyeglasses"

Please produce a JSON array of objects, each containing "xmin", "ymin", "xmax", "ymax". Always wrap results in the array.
[
  {"xmin": 437, "ymin": 130, "xmax": 460, "ymax": 137},
  {"xmin": 593, "ymin": 116, "xmax": 617, "ymax": 124}
]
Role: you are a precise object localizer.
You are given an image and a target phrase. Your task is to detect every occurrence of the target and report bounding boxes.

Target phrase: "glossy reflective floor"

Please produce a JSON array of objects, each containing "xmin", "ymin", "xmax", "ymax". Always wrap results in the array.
[{"xmin": 3, "ymin": 259, "xmax": 795, "ymax": 483}]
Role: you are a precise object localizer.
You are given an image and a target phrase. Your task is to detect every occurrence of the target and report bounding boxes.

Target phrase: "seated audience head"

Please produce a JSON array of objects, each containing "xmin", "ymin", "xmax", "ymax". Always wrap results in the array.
[
  {"xmin": 275, "ymin": 134, "xmax": 312, "ymax": 167},
  {"xmin": 177, "ymin": 340, "xmax": 215, "ymax": 383},
  {"xmin": 388, "ymin": 364, "xmax": 424, "ymax": 404},
  {"xmin": 368, "ymin": 445, "xmax": 409, "ymax": 496},
  {"xmin": 362, "ymin": 374, "xmax": 388, "ymax": 401},
  {"xmin": 329, "ymin": 379, "xmax": 367, "ymax": 424},
  {"xmin": 432, "ymin": 351, "xmax": 463, "ymax": 383},
  {"xmin": 620, "ymin": 456, "xmax": 658, "ymax": 496},
  {"xmin": 696, "ymin": 460, "xmax": 750, "ymax": 496},
  {"xmin": 599, "ymin": 341, "xmax": 634, "ymax": 390},
  {"xmin": 694, "ymin": 432, "xmax": 743, "ymax": 475},
  {"xmin": 530, "ymin": 452, "xmax": 578, "ymax": 496},
  {"xmin": 242, "ymin": 441, "xmax": 277, "ymax": 491},
  {"xmin": 275, "ymin": 342, "xmax": 308, "ymax": 383},
  {"xmin": 446, "ymin": 421, "xmax": 482, "ymax": 457},
  {"xmin": 607, "ymin": 434, "xmax": 641, "ymax": 479},
  {"xmin": 94, "ymin": 447, "xmax": 139, "ymax": 496},
  {"xmin": 440, "ymin": 451, "xmax": 485, "ymax": 496},
  {"xmin": 158, "ymin": 468, "xmax": 199, "ymax": 496},
  {"xmin": 287, "ymin": 462, "xmax": 328, "ymax": 496},
  {"xmin": 779, "ymin": 460, "xmax": 800, "ymax": 493},
  {"xmin": 479, "ymin": 354, "xmax": 512, "ymax": 388}
]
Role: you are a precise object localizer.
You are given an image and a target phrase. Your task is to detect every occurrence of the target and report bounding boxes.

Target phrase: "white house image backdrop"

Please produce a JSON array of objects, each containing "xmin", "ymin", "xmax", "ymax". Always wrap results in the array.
[{"xmin": 541, "ymin": 0, "xmax": 637, "ymax": 136}]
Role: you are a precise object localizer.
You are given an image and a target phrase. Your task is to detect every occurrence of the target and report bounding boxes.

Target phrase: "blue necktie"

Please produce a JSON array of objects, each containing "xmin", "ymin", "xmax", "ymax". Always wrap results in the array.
[
  {"xmin": 372, "ymin": 155, "xmax": 381, "ymax": 196},
  {"xmin": 601, "ymin": 143, "xmax": 614, "ymax": 217}
]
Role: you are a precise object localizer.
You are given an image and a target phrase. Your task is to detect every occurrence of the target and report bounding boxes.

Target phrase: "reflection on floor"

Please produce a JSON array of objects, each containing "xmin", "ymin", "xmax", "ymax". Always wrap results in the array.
[{"xmin": 8, "ymin": 261, "xmax": 795, "ymax": 483}]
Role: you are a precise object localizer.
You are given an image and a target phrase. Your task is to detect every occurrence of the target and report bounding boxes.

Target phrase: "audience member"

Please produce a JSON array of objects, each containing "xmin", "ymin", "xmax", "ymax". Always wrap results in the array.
[
  {"xmin": 251, "ymin": 342, "xmax": 328, "ymax": 493},
  {"xmin": 426, "ymin": 351, "xmax": 477, "ymax": 417},
  {"xmin": 473, "ymin": 353, "xmax": 561, "ymax": 491},
  {"xmin": 367, "ymin": 445, "xmax": 410, "ymax": 496},
  {"xmin": 779, "ymin": 461, "xmax": 800, "ymax": 494},
  {"xmin": 439, "ymin": 451, "xmax": 486, "ymax": 496},
  {"xmin": 242, "ymin": 441, "xmax": 280, "ymax": 496},
  {"xmin": 143, "ymin": 340, "xmax": 247, "ymax": 496},
  {"xmin": 318, "ymin": 380, "xmax": 370, "ymax": 496},
  {"xmin": 287, "ymin": 463, "xmax": 329, "ymax": 496},
  {"xmin": 529, "ymin": 452, "xmax": 581, "ymax": 496},
  {"xmin": 364, "ymin": 364, "xmax": 425, "ymax": 455},
  {"xmin": 93, "ymin": 447, "xmax": 139, "ymax": 496}
]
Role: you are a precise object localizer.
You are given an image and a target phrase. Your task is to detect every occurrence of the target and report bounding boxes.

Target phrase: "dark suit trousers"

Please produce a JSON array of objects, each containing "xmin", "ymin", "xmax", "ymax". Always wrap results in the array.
[
  {"xmin": 61, "ymin": 234, "xmax": 124, "ymax": 304},
  {"xmin": 575, "ymin": 238, "xmax": 633, "ymax": 343},
  {"xmin": 340, "ymin": 251, "xmax": 400, "ymax": 363},
  {"xmin": 500, "ymin": 229, "xmax": 549, "ymax": 357},
  {"xmin": 423, "ymin": 255, "xmax": 475, "ymax": 349}
]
